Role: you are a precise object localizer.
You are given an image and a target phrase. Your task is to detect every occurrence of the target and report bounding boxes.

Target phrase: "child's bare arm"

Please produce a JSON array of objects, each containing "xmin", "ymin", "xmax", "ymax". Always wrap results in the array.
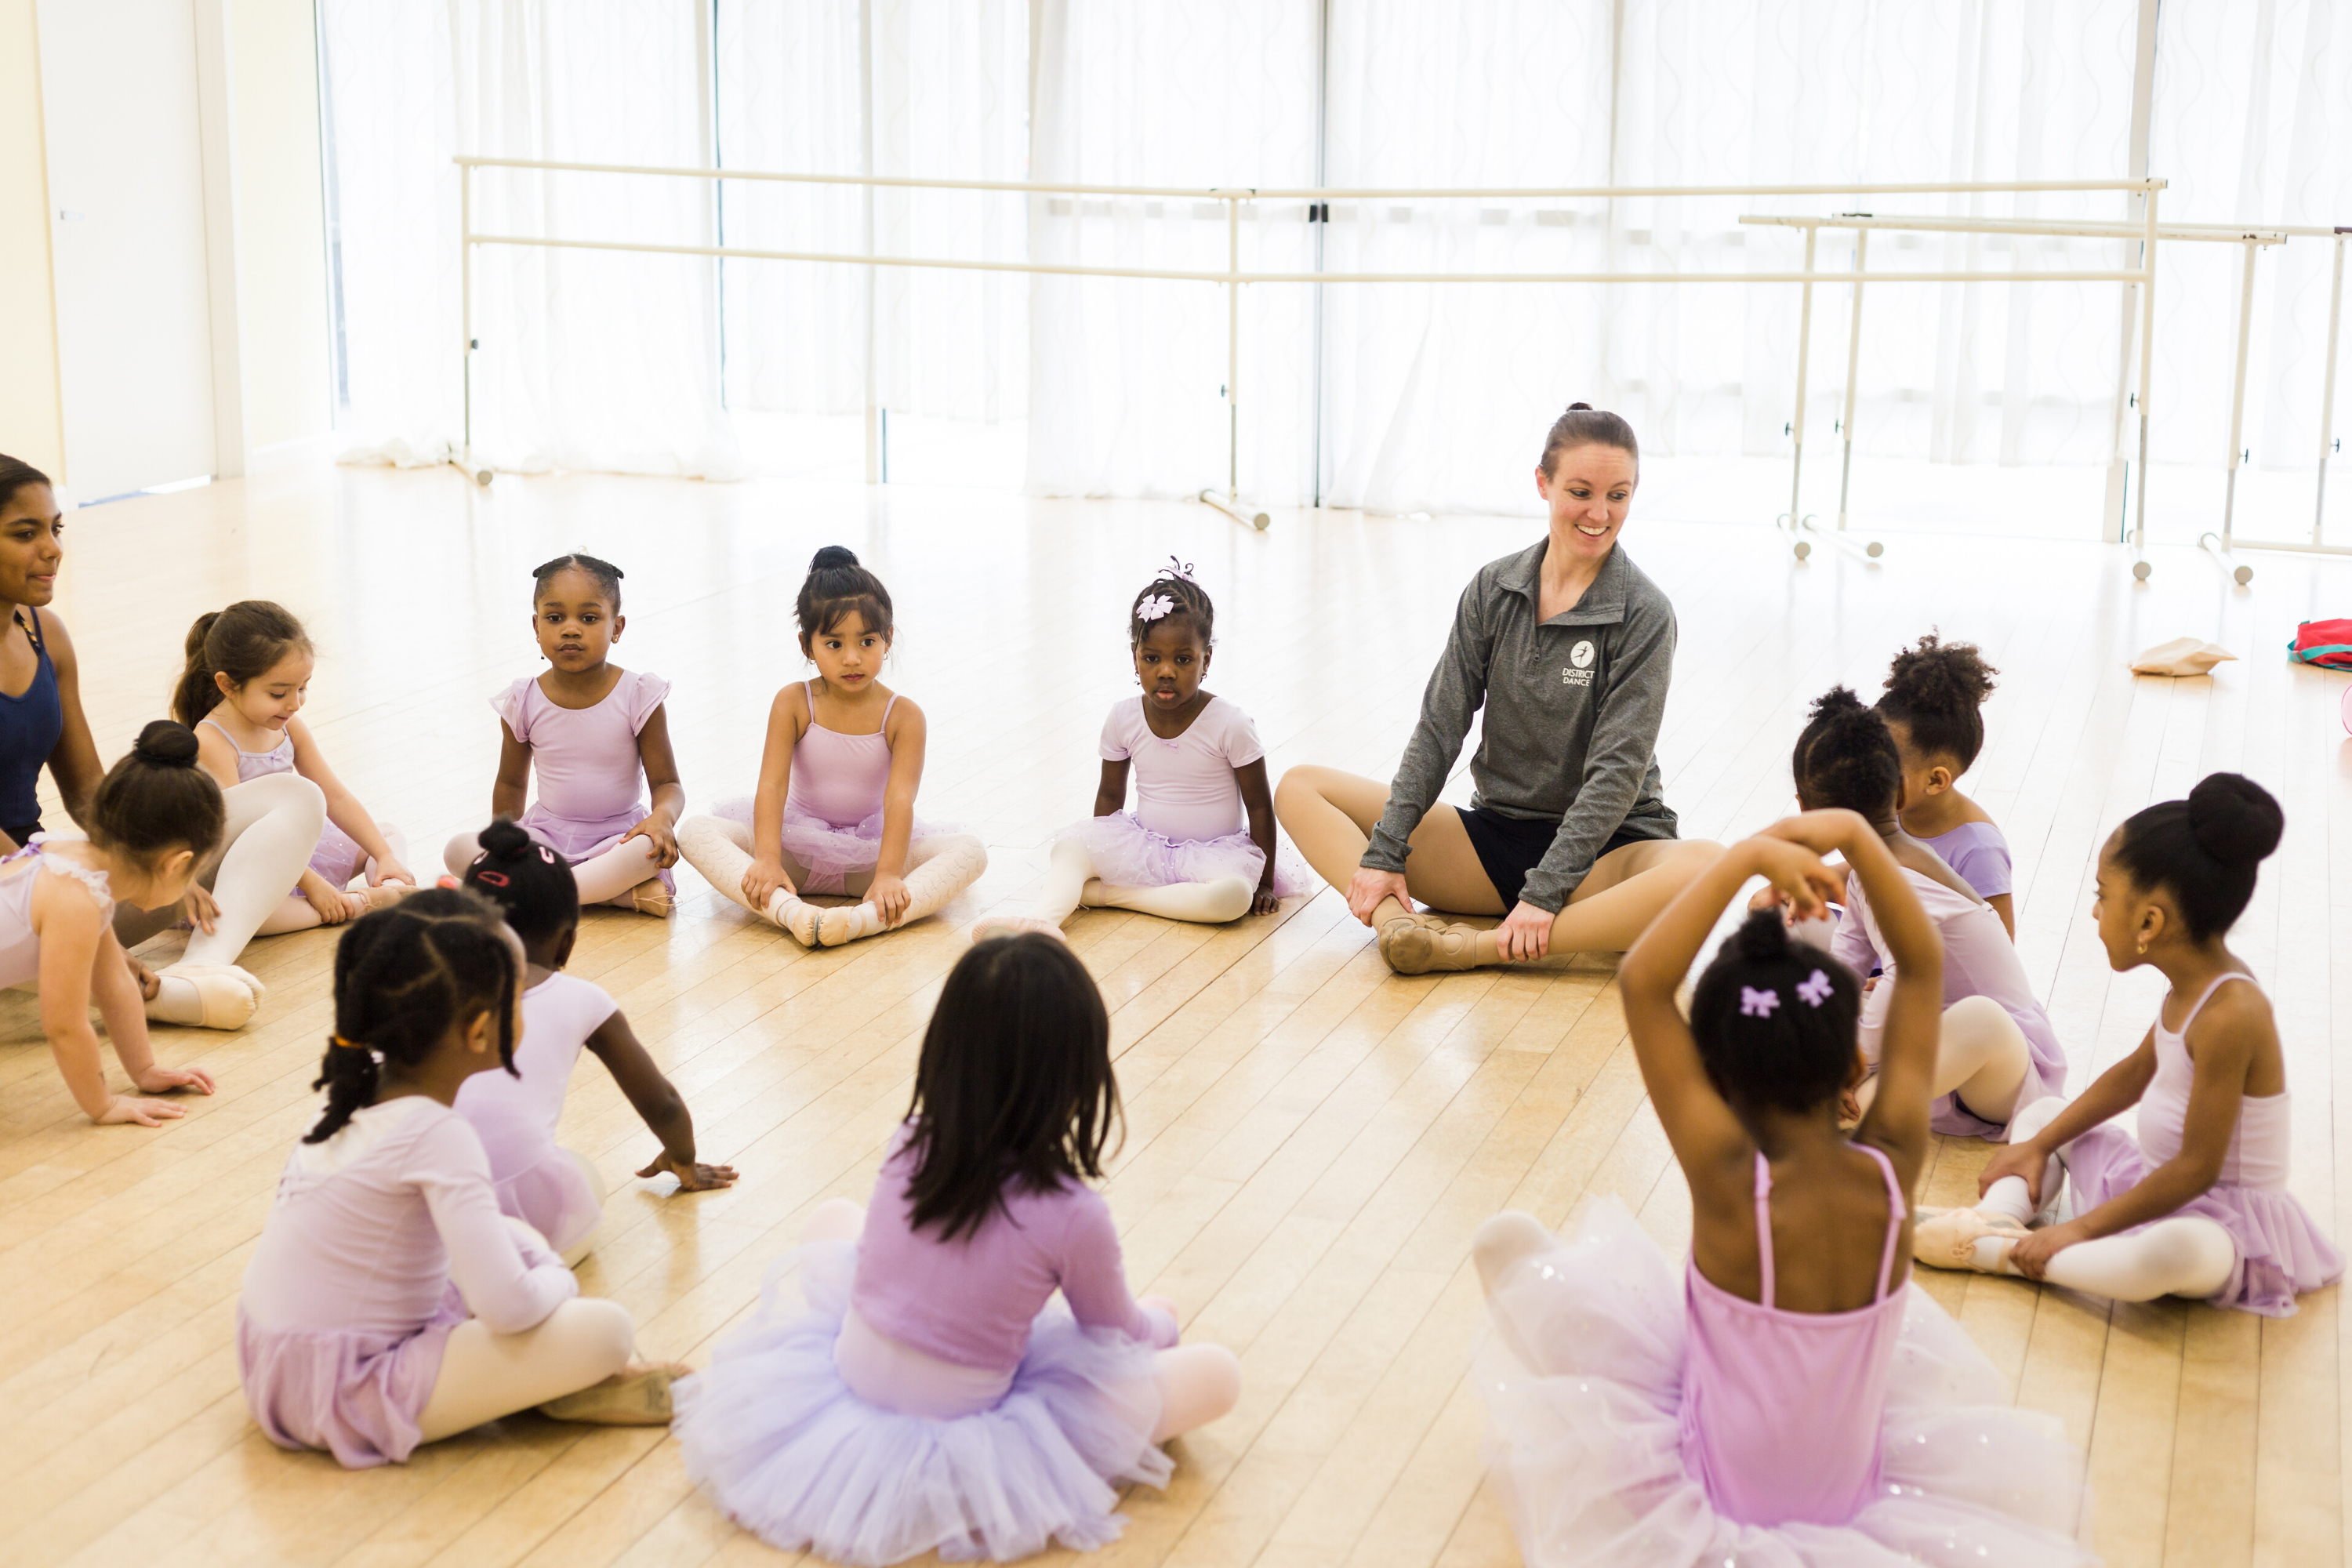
[
  {"xmin": 36, "ymin": 883, "xmax": 187, "ymax": 1125},
  {"xmin": 1092, "ymin": 759, "xmax": 1130, "ymax": 817},
  {"xmin": 491, "ymin": 722, "xmax": 532, "ymax": 819},
  {"xmin": 286, "ymin": 717, "xmax": 409, "ymax": 881},
  {"xmin": 1236, "ymin": 758, "xmax": 1280, "ymax": 913},
  {"xmin": 583, "ymin": 1010, "xmax": 737, "ymax": 1192},
  {"xmin": 624, "ymin": 706, "xmax": 685, "ymax": 867}
]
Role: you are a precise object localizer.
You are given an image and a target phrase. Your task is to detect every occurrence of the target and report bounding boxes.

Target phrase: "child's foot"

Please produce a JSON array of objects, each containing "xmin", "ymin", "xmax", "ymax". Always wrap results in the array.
[
  {"xmin": 970, "ymin": 913, "xmax": 1069, "ymax": 942},
  {"xmin": 765, "ymin": 892, "xmax": 822, "ymax": 946},
  {"xmin": 146, "ymin": 963, "xmax": 267, "ymax": 1029},
  {"xmin": 1377, "ymin": 914, "xmax": 1480, "ymax": 975},
  {"xmin": 1910, "ymin": 1207, "xmax": 2031, "ymax": 1272},
  {"xmin": 361, "ymin": 882, "xmax": 412, "ymax": 912},
  {"xmin": 818, "ymin": 903, "xmax": 887, "ymax": 946},
  {"xmin": 536, "ymin": 1360, "xmax": 690, "ymax": 1425},
  {"xmin": 628, "ymin": 880, "xmax": 673, "ymax": 919}
]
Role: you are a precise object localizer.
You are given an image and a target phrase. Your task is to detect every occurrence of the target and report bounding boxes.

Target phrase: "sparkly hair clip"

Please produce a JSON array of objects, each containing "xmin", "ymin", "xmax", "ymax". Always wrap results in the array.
[
  {"xmin": 1796, "ymin": 969, "xmax": 1835, "ymax": 1007},
  {"xmin": 1136, "ymin": 593, "xmax": 1176, "ymax": 623},
  {"xmin": 1739, "ymin": 985, "xmax": 1780, "ymax": 1018}
]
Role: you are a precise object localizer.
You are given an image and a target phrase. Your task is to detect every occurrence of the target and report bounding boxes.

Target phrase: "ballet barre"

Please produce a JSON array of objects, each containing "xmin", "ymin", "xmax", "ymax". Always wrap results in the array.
[{"xmin": 452, "ymin": 156, "xmax": 2161, "ymax": 540}]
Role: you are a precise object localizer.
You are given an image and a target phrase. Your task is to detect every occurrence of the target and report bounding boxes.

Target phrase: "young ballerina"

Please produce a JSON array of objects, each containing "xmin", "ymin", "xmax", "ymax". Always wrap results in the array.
[
  {"xmin": 238, "ymin": 890, "xmax": 686, "ymax": 1469},
  {"xmin": 673, "ymin": 934, "xmax": 1242, "ymax": 1565},
  {"xmin": 1915, "ymin": 774, "xmax": 2344, "ymax": 1315},
  {"xmin": 0, "ymin": 721, "xmax": 223, "ymax": 1125},
  {"xmin": 1472, "ymin": 810, "xmax": 2092, "ymax": 1565},
  {"xmin": 1792, "ymin": 688, "xmax": 2064, "ymax": 1138},
  {"xmin": 676, "ymin": 546, "xmax": 985, "ymax": 947},
  {"xmin": 971, "ymin": 561, "xmax": 1312, "ymax": 941},
  {"xmin": 175, "ymin": 600, "xmax": 415, "ymax": 931},
  {"xmin": 455, "ymin": 818, "xmax": 736, "ymax": 1260},
  {"xmin": 1879, "ymin": 631, "xmax": 2014, "ymax": 935},
  {"xmin": 442, "ymin": 554, "xmax": 682, "ymax": 917}
]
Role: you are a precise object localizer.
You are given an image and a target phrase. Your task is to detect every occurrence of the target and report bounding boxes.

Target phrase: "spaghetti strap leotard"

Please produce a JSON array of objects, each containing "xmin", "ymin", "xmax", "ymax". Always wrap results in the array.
[
  {"xmin": 198, "ymin": 717, "xmax": 368, "ymax": 890},
  {"xmin": 0, "ymin": 844, "xmax": 116, "ymax": 989}
]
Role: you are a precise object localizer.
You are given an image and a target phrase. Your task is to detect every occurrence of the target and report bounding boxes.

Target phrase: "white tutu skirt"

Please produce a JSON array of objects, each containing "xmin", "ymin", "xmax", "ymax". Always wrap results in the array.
[
  {"xmin": 713, "ymin": 795, "xmax": 959, "ymax": 897},
  {"xmin": 673, "ymin": 1239, "xmax": 1171, "ymax": 1566},
  {"xmin": 1479, "ymin": 1199, "xmax": 2097, "ymax": 1568},
  {"xmin": 1052, "ymin": 811, "xmax": 1317, "ymax": 898}
]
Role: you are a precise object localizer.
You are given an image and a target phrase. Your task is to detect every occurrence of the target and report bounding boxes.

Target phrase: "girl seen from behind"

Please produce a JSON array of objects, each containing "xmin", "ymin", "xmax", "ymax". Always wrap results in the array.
[
  {"xmin": 1472, "ymin": 811, "xmax": 2092, "ymax": 1564},
  {"xmin": 674, "ymin": 933, "xmax": 1240, "ymax": 1566}
]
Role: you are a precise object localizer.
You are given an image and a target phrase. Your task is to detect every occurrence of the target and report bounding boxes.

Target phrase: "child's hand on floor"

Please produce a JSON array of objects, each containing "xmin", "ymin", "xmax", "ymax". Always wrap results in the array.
[
  {"xmin": 1252, "ymin": 883, "xmax": 1280, "ymax": 916},
  {"xmin": 98, "ymin": 1094, "xmax": 190, "ymax": 1127},
  {"xmin": 637, "ymin": 1152, "xmax": 740, "ymax": 1192},
  {"xmin": 133, "ymin": 1063, "xmax": 216, "ymax": 1097}
]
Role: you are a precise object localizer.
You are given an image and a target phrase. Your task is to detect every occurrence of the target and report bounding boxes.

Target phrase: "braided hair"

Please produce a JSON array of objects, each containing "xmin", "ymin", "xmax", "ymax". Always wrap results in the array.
[
  {"xmin": 1129, "ymin": 557, "xmax": 1214, "ymax": 648},
  {"xmin": 532, "ymin": 552, "xmax": 625, "ymax": 610},
  {"xmin": 459, "ymin": 817, "xmax": 579, "ymax": 948},
  {"xmin": 306, "ymin": 888, "xmax": 523, "ymax": 1144},
  {"xmin": 1879, "ymin": 632, "xmax": 1998, "ymax": 771},
  {"xmin": 1791, "ymin": 687, "xmax": 1903, "ymax": 817},
  {"xmin": 797, "ymin": 546, "xmax": 895, "ymax": 650},
  {"xmin": 1689, "ymin": 912, "xmax": 1864, "ymax": 1115}
]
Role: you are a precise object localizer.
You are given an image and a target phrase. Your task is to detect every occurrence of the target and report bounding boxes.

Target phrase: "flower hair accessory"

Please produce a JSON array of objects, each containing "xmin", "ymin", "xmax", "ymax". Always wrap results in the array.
[
  {"xmin": 1739, "ymin": 985, "xmax": 1780, "ymax": 1018},
  {"xmin": 1796, "ymin": 969, "xmax": 1835, "ymax": 1007},
  {"xmin": 1136, "ymin": 593, "xmax": 1176, "ymax": 623}
]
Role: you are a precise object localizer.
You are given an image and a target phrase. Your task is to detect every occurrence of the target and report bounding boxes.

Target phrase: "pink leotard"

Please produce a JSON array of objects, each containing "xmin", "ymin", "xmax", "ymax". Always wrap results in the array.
[
  {"xmin": 199, "ymin": 717, "xmax": 369, "ymax": 887},
  {"xmin": 1100, "ymin": 696, "xmax": 1265, "ymax": 843},
  {"xmin": 786, "ymin": 682, "xmax": 898, "ymax": 829},
  {"xmin": 0, "ymin": 844, "xmax": 114, "ymax": 988},
  {"xmin": 491, "ymin": 670, "xmax": 671, "ymax": 861},
  {"xmin": 1680, "ymin": 1144, "xmax": 1910, "ymax": 1526}
]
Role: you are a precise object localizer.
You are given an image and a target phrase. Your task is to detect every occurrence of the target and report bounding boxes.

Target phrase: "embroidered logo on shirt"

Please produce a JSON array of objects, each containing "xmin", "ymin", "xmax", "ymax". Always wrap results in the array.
[{"xmin": 1563, "ymin": 639, "xmax": 1596, "ymax": 688}]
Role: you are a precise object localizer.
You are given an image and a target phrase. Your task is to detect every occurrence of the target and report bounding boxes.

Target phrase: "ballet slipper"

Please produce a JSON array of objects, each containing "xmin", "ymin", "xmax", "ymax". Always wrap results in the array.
[
  {"xmin": 536, "ymin": 1361, "xmax": 690, "ymax": 1426},
  {"xmin": 970, "ymin": 913, "xmax": 1069, "ymax": 942},
  {"xmin": 1378, "ymin": 915, "xmax": 1481, "ymax": 975},
  {"xmin": 818, "ymin": 903, "xmax": 890, "ymax": 947},
  {"xmin": 1909, "ymin": 1207, "xmax": 2031, "ymax": 1272},
  {"xmin": 627, "ymin": 880, "xmax": 673, "ymax": 919},
  {"xmin": 148, "ymin": 962, "xmax": 267, "ymax": 1030},
  {"xmin": 765, "ymin": 892, "xmax": 822, "ymax": 947}
]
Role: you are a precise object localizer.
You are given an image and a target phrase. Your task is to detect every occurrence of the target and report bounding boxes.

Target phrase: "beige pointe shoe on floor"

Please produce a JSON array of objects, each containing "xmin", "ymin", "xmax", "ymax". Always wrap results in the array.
[
  {"xmin": 150, "ymin": 962, "xmax": 267, "ymax": 1029},
  {"xmin": 1909, "ymin": 1207, "xmax": 2032, "ymax": 1272},
  {"xmin": 1377, "ymin": 913, "xmax": 1481, "ymax": 975},
  {"xmin": 536, "ymin": 1360, "xmax": 691, "ymax": 1426}
]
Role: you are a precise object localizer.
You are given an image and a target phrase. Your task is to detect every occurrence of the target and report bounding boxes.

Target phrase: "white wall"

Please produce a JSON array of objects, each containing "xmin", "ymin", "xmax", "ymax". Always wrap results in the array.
[{"xmin": 0, "ymin": 0, "xmax": 65, "ymax": 481}]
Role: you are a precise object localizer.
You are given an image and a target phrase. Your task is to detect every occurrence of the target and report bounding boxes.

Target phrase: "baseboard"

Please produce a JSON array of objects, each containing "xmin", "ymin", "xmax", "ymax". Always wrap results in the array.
[{"xmin": 248, "ymin": 431, "xmax": 336, "ymax": 474}]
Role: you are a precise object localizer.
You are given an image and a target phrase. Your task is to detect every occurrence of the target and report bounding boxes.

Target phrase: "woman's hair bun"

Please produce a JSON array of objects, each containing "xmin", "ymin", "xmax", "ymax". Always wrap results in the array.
[
  {"xmin": 811, "ymin": 545, "xmax": 860, "ymax": 572},
  {"xmin": 2187, "ymin": 773, "xmax": 2283, "ymax": 867},
  {"xmin": 477, "ymin": 818, "xmax": 535, "ymax": 861},
  {"xmin": 131, "ymin": 720, "xmax": 201, "ymax": 768},
  {"xmin": 1566, "ymin": 401, "xmax": 1594, "ymax": 411}
]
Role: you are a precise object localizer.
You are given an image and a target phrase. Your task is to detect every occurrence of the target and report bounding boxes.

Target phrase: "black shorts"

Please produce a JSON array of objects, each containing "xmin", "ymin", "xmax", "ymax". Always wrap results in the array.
[{"xmin": 1455, "ymin": 804, "xmax": 1676, "ymax": 909}]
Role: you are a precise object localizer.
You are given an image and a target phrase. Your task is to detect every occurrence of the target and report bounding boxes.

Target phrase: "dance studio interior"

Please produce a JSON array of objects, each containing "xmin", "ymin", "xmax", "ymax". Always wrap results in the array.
[{"xmin": 6, "ymin": 3, "xmax": 2352, "ymax": 1566}]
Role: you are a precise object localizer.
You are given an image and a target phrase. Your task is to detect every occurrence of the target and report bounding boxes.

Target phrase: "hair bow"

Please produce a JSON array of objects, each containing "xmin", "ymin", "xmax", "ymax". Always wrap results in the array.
[
  {"xmin": 1739, "ymin": 985, "xmax": 1780, "ymax": 1018},
  {"xmin": 1795, "ymin": 970, "xmax": 1835, "ymax": 1008},
  {"xmin": 1156, "ymin": 556, "xmax": 1197, "ymax": 584},
  {"xmin": 1136, "ymin": 593, "xmax": 1176, "ymax": 623}
]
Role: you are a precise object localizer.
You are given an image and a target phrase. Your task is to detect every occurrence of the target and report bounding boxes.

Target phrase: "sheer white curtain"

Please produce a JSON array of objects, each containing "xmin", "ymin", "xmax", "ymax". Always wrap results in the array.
[
  {"xmin": 1320, "ymin": 0, "xmax": 2143, "ymax": 517},
  {"xmin": 319, "ymin": 0, "xmax": 741, "ymax": 477}
]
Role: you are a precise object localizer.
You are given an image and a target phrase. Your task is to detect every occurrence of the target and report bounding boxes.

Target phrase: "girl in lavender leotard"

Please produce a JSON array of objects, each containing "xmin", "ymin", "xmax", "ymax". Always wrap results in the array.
[
  {"xmin": 441, "ymin": 554, "xmax": 684, "ymax": 918},
  {"xmin": 673, "ymin": 934, "xmax": 1240, "ymax": 1565},
  {"xmin": 1878, "ymin": 631, "xmax": 2016, "ymax": 935},
  {"xmin": 1472, "ymin": 810, "xmax": 2092, "ymax": 1566},
  {"xmin": 971, "ymin": 560, "xmax": 1313, "ymax": 942},
  {"xmin": 178, "ymin": 600, "xmax": 416, "ymax": 931},
  {"xmin": 1916, "ymin": 774, "xmax": 2343, "ymax": 1317},
  {"xmin": 677, "ymin": 547, "xmax": 985, "ymax": 949}
]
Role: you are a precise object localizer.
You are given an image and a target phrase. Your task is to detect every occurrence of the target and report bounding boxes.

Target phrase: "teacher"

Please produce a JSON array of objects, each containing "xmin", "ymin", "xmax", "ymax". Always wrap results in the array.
[{"xmin": 1275, "ymin": 404, "xmax": 1719, "ymax": 974}]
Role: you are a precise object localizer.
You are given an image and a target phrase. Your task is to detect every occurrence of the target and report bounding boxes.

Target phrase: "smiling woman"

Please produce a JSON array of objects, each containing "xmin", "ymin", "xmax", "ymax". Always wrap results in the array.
[{"xmin": 1274, "ymin": 405, "xmax": 1722, "ymax": 975}]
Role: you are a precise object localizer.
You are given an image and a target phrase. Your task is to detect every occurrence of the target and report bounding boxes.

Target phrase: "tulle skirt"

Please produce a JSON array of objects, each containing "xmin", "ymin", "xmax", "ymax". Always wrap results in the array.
[
  {"xmin": 519, "ymin": 802, "xmax": 675, "ymax": 894},
  {"xmin": 299, "ymin": 819, "xmax": 371, "ymax": 893},
  {"xmin": 673, "ymin": 1239, "xmax": 1171, "ymax": 1565},
  {"xmin": 2064, "ymin": 1124, "xmax": 2346, "ymax": 1316},
  {"xmin": 713, "ymin": 796, "xmax": 959, "ymax": 897},
  {"xmin": 1051, "ymin": 811, "xmax": 1317, "ymax": 898},
  {"xmin": 236, "ymin": 1292, "xmax": 465, "ymax": 1469},
  {"xmin": 1479, "ymin": 1198, "xmax": 2097, "ymax": 1568},
  {"xmin": 488, "ymin": 1142, "xmax": 603, "ymax": 1256}
]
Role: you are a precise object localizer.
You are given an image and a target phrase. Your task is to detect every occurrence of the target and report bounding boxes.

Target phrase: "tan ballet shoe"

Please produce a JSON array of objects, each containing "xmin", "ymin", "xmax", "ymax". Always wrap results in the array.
[
  {"xmin": 536, "ymin": 1360, "xmax": 689, "ymax": 1425},
  {"xmin": 818, "ymin": 903, "xmax": 884, "ymax": 946},
  {"xmin": 1377, "ymin": 915, "xmax": 1481, "ymax": 975},
  {"xmin": 765, "ymin": 892, "xmax": 821, "ymax": 946},
  {"xmin": 971, "ymin": 913, "xmax": 1070, "ymax": 943},
  {"xmin": 1909, "ymin": 1207, "xmax": 2031, "ymax": 1272},
  {"xmin": 153, "ymin": 962, "xmax": 267, "ymax": 1029},
  {"xmin": 626, "ymin": 880, "xmax": 673, "ymax": 919}
]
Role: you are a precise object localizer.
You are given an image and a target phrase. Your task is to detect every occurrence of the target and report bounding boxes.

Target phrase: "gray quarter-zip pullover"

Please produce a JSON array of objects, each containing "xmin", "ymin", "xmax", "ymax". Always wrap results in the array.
[{"xmin": 1362, "ymin": 539, "xmax": 1679, "ymax": 913}]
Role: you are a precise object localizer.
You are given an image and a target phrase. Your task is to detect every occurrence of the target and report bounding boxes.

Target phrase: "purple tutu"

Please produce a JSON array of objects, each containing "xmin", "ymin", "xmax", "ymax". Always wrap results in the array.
[
  {"xmin": 236, "ymin": 1290, "xmax": 466, "ymax": 1469},
  {"xmin": 673, "ymin": 1238, "xmax": 1169, "ymax": 1566},
  {"xmin": 516, "ymin": 802, "xmax": 675, "ymax": 895},
  {"xmin": 298, "ymin": 818, "xmax": 371, "ymax": 895},
  {"xmin": 1051, "ymin": 812, "xmax": 1318, "ymax": 898},
  {"xmin": 713, "ymin": 795, "xmax": 958, "ymax": 897},
  {"xmin": 2063, "ymin": 1124, "xmax": 2346, "ymax": 1316}
]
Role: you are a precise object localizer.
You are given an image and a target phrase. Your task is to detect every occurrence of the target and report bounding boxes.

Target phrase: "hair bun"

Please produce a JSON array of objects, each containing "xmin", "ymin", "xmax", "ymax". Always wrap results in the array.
[
  {"xmin": 1807, "ymin": 685, "xmax": 1870, "ymax": 724},
  {"xmin": 1724, "ymin": 907, "xmax": 1796, "ymax": 964},
  {"xmin": 2187, "ymin": 773, "xmax": 2283, "ymax": 867},
  {"xmin": 810, "ymin": 545, "xmax": 860, "ymax": 572},
  {"xmin": 477, "ymin": 817, "xmax": 535, "ymax": 861},
  {"xmin": 131, "ymin": 719, "xmax": 201, "ymax": 768},
  {"xmin": 1566, "ymin": 401, "xmax": 1595, "ymax": 412}
]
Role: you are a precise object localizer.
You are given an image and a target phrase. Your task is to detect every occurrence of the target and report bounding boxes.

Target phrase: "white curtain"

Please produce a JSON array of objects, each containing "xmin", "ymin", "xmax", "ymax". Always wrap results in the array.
[{"xmin": 319, "ymin": 0, "xmax": 741, "ymax": 477}]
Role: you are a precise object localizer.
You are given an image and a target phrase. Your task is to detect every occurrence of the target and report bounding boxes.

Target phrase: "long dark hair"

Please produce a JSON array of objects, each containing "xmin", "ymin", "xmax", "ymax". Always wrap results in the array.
[
  {"xmin": 89, "ymin": 721, "xmax": 225, "ymax": 864},
  {"xmin": 2112, "ymin": 773, "xmax": 2284, "ymax": 944},
  {"xmin": 902, "ymin": 934, "xmax": 1120, "ymax": 1242},
  {"xmin": 307, "ymin": 890, "xmax": 522, "ymax": 1144},
  {"xmin": 171, "ymin": 600, "xmax": 312, "ymax": 726}
]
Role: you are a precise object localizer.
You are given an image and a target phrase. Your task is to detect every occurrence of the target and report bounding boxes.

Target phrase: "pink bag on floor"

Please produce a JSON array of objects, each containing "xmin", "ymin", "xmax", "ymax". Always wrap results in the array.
[{"xmin": 2287, "ymin": 619, "xmax": 2352, "ymax": 670}]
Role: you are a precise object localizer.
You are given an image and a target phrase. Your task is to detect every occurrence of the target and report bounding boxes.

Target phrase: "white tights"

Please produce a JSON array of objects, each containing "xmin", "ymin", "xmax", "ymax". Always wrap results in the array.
[
  {"xmin": 799, "ymin": 1198, "xmax": 1241, "ymax": 1443},
  {"xmin": 1853, "ymin": 995, "xmax": 2034, "ymax": 1127},
  {"xmin": 414, "ymin": 1296, "xmax": 637, "ymax": 1443},
  {"xmin": 675, "ymin": 815, "xmax": 987, "ymax": 946},
  {"xmin": 442, "ymin": 827, "xmax": 663, "ymax": 907},
  {"xmin": 1974, "ymin": 1095, "xmax": 2238, "ymax": 1301},
  {"xmin": 973, "ymin": 837, "xmax": 1252, "ymax": 938}
]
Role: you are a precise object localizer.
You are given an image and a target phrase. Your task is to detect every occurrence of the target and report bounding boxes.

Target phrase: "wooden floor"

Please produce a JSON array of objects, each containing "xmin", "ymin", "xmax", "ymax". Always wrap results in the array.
[{"xmin": 2, "ymin": 463, "xmax": 2349, "ymax": 1568}]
